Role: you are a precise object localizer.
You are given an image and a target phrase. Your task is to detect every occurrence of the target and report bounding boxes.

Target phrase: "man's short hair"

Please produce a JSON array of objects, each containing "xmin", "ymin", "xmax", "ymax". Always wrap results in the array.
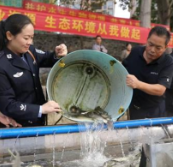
[{"xmin": 148, "ymin": 26, "xmax": 171, "ymax": 45}]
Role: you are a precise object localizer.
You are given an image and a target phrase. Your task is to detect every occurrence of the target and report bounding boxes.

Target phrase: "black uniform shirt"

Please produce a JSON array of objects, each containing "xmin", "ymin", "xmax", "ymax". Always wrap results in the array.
[
  {"xmin": 0, "ymin": 45, "xmax": 58, "ymax": 126},
  {"xmin": 123, "ymin": 46, "xmax": 173, "ymax": 110}
]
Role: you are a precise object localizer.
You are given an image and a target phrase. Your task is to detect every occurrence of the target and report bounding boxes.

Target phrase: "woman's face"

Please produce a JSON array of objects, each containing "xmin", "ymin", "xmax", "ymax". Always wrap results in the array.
[
  {"xmin": 96, "ymin": 37, "xmax": 102, "ymax": 45},
  {"xmin": 7, "ymin": 23, "xmax": 34, "ymax": 55}
]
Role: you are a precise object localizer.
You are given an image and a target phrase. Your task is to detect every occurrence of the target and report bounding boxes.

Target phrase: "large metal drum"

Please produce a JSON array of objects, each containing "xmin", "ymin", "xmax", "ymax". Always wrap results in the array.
[{"xmin": 47, "ymin": 50, "xmax": 133, "ymax": 122}]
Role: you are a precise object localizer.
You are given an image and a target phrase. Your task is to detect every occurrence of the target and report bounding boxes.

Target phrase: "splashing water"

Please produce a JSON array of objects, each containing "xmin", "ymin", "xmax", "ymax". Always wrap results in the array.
[
  {"xmin": 126, "ymin": 126, "xmax": 135, "ymax": 151},
  {"xmin": 107, "ymin": 119, "xmax": 114, "ymax": 131},
  {"xmin": 33, "ymin": 133, "xmax": 39, "ymax": 165},
  {"xmin": 62, "ymin": 121, "xmax": 111, "ymax": 167},
  {"xmin": 80, "ymin": 122, "xmax": 110, "ymax": 166},
  {"xmin": 60, "ymin": 121, "xmax": 142, "ymax": 167},
  {"xmin": 9, "ymin": 121, "xmax": 144, "ymax": 167},
  {"xmin": 8, "ymin": 149, "xmax": 22, "ymax": 167},
  {"xmin": 114, "ymin": 129, "xmax": 125, "ymax": 157},
  {"xmin": 52, "ymin": 131, "xmax": 56, "ymax": 167},
  {"xmin": 10, "ymin": 134, "xmax": 20, "ymax": 162}
]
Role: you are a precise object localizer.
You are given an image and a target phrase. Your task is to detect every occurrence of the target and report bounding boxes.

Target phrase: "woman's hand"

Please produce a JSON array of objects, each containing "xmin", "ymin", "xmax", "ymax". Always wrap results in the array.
[
  {"xmin": 0, "ymin": 113, "xmax": 22, "ymax": 127},
  {"xmin": 42, "ymin": 101, "xmax": 62, "ymax": 114},
  {"xmin": 55, "ymin": 44, "xmax": 67, "ymax": 57}
]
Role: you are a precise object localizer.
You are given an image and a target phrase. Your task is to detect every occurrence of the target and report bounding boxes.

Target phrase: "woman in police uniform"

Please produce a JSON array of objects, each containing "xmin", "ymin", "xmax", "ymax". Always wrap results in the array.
[{"xmin": 0, "ymin": 14, "xmax": 67, "ymax": 127}]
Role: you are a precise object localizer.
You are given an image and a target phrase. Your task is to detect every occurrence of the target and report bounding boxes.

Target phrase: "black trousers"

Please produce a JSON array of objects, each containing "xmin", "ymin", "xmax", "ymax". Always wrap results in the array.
[
  {"xmin": 165, "ymin": 90, "xmax": 173, "ymax": 116},
  {"xmin": 129, "ymin": 101, "xmax": 166, "ymax": 120}
]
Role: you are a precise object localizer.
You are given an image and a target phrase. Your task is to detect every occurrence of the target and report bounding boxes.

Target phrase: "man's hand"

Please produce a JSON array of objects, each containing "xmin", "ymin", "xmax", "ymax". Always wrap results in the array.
[
  {"xmin": 126, "ymin": 74, "xmax": 140, "ymax": 89},
  {"xmin": 126, "ymin": 74, "xmax": 166, "ymax": 96},
  {"xmin": 0, "ymin": 113, "xmax": 22, "ymax": 128},
  {"xmin": 55, "ymin": 44, "xmax": 67, "ymax": 57},
  {"xmin": 42, "ymin": 101, "xmax": 62, "ymax": 114}
]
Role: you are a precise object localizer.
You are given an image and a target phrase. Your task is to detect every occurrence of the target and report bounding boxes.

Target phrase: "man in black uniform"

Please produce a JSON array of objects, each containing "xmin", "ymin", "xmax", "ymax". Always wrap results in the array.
[
  {"xmin": 123, "ymin": 26, "xmax": 173, "ymax": 120},
  {"xmin": 165, "ymin": 49, "xmax": 173, "ymax": 116},
  {"xmin": 0, "ymin": 14, "xmax": 67, "ymax": 126}
]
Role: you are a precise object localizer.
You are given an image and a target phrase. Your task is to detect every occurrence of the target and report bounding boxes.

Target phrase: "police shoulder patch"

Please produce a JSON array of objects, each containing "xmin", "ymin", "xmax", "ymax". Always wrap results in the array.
[{"xmin": 35, "ymin": 49, "xmax": 45, "ymax": 54}]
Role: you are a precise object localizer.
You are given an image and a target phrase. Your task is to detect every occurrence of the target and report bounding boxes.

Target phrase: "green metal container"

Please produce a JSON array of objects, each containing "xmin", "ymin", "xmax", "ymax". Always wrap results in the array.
[{"xmin": 47, "ymin": 50, "xmax": 133, "ymax": 122}]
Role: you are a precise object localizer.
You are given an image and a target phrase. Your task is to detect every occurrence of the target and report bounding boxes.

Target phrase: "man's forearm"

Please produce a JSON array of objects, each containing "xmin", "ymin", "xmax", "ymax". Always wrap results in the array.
[{"xmin": 137, "ymin": 81, "xmax": 166, "ymax": 96}]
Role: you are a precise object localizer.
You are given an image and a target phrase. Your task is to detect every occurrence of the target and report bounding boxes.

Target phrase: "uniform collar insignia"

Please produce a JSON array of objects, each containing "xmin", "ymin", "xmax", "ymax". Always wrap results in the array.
[{"xmin": 7, "ymin": 54, "xmax": 12, "ymax": 59}]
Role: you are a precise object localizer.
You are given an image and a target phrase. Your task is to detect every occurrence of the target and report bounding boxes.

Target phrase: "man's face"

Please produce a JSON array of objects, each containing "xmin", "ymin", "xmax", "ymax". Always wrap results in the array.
[
  {"xmin": 96, "ymin": 37, "xmax": 102, "ymax": 45},
  {"xmin": 145, "ymin": 34, "xmax": 167, "ymax": 61}
]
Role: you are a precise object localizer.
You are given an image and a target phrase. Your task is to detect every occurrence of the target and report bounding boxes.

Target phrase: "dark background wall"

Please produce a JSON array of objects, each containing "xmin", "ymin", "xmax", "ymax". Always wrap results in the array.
[{"xmin": 34, "ymin": 33, "xmax": 137, "ymax": 58}]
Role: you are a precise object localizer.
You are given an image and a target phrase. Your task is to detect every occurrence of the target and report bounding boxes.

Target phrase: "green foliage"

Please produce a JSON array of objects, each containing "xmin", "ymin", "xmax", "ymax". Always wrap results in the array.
[{"xmin": 118, "ymin": 0, "xmax": 173, "ymax": 30}]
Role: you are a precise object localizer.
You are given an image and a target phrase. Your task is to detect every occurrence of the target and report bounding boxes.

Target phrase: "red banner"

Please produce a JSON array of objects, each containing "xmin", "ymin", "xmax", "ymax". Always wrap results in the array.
[
  {"xmin": 22, "ymin": 0, "xmax": 169, "ymax": 30},
  {"xmin": 0, "ymin": 6, "xmax": 173, "ymax": 47}
]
